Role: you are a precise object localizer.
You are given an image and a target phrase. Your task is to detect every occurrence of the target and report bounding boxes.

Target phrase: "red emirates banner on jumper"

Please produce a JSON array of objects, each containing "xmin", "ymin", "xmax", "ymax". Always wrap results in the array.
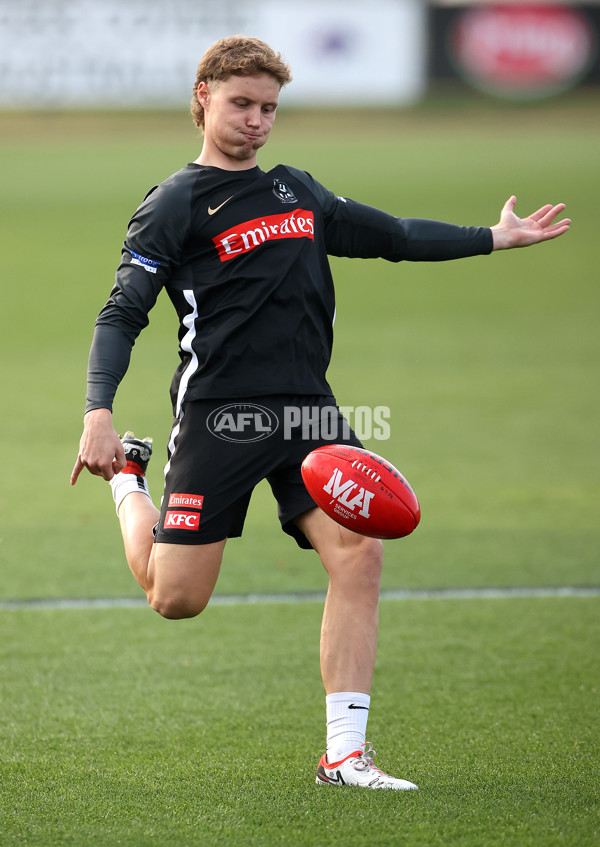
[{"xmin": 213, "ymin": 209, "xmax": 315, "ymax": 262}]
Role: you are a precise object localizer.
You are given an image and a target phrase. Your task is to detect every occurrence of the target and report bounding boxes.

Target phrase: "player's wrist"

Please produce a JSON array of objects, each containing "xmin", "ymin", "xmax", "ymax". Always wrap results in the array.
[
  {"xmin": 84, "ymin": 406, "xmax": 112, "ymax": 419},
  {"xmin": 83, "ymin": 407, "xmax": 114, "ymax": 428},
  {"xmin": 490, "ymin": 225, "xmax": 511, "ymax": 251}
]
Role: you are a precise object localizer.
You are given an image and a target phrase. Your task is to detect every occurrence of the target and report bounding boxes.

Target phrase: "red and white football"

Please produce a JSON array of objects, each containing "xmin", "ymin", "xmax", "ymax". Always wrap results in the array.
[{"xmin": 301, "ymin": 445, "xmax": 420, "ymax": 539}]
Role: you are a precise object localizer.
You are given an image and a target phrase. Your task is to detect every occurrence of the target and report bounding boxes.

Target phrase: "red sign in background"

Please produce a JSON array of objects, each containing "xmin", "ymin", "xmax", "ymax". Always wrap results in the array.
[{"xmin": 432, "ymin": 3, "xmax": 598, "ymax": 99}]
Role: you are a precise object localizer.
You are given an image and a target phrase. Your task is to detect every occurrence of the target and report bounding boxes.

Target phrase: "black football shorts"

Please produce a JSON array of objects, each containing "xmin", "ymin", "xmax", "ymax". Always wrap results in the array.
[{"xmin": 154, "ymin": 395, "xmax": 362, "ymax": 548}]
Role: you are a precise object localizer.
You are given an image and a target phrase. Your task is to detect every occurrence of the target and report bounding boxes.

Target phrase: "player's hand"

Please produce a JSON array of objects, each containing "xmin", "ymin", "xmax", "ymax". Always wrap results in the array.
[
  {"xmin": 70, "ymin": 408, "xmax": 126, "ymax": 485},
  {"xmin": 491, "ymin": 196, "xmax": 571, "ymax": 250}
]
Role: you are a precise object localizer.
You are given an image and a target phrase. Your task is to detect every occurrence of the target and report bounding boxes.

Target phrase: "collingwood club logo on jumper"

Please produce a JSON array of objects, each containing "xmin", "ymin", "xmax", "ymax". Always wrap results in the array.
[
  {"xmin": 273, "ymin": 179, "xmax": 297, "ymax": 204},
  {"xmin": 207, "ymin": 403, "xmax": 279, "ymax": 442},
  {"xmin": 213, "ymin": 210, "xmax": 314, "ymax": 262}
]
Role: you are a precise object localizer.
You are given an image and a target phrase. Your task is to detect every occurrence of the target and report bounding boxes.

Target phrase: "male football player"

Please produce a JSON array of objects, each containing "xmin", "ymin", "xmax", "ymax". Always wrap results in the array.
[{"xmin": 71, "ymin": 35, "xmax": 570, "ymax": 790}]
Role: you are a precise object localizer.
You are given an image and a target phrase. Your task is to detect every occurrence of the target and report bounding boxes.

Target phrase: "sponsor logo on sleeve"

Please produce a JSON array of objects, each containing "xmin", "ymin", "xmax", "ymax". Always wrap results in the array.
[
  {"xmin": 213, "ymin": 209, "xmax": 315, "ymax": 262},
  {"xmin": 129, "ymin": 250, "xmax": 160, "ymax": 274}
]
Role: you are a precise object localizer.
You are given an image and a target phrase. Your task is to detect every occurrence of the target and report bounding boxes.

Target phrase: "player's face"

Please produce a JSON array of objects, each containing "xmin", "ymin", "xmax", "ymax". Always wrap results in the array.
[{"xmin": 198, "ymin": 74, "xmax": 280, "ymax": 168}]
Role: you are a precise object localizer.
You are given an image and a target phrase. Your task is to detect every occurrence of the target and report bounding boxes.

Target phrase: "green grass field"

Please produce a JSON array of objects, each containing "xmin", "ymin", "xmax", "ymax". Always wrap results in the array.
[{"xmin": 0, "ymin": 94, "xmax": 598, "ymax": 845}]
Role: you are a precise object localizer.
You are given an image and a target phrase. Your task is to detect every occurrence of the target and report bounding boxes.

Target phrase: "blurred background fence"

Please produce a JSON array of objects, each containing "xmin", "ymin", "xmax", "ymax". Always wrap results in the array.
[{"xmin": 0, "ymin": 0, "xmax": 598, "ymax": 110}]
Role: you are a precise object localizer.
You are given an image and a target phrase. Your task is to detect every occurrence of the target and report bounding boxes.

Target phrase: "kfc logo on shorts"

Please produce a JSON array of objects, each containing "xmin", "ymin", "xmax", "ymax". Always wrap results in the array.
[{"xmin": 164, "ymin": 511, "xmax": 201, "ymax": 531}]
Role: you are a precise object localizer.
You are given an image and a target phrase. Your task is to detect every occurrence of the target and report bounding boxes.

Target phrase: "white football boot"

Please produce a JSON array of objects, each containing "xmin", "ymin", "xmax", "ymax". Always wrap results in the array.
[{"xmin": 316, "ymin": 742, "xmax": 418, "ymax": 790}]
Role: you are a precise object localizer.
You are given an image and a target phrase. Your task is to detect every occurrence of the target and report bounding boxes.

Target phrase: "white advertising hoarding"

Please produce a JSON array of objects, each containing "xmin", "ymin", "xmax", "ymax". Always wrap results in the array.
[
  {"xmin": 0, "ymin": 0, "xmax": 425, "ymax": 108},
  {"xmin": 257, "ymin": 0, "xmax": 426, "ymax": 105}
]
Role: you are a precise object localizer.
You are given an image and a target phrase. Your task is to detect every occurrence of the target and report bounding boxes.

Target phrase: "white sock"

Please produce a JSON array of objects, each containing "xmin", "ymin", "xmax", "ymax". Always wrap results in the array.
[
  {"xmin": 326, "ymin": 691, "xmax": 371, "ymax": 763},
  {"xmin": 109, "ymin": 472, "xmax": 151, "ymax": 515}
]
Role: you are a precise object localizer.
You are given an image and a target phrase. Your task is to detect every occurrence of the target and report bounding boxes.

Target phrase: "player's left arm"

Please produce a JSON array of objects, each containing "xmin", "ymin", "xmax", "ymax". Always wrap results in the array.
[
  {"xmin": 290, "ymin": 167, "xmax": 570, "ymax": 259},
  {"xmin": 490, "ymin": 196, "xmax": 570, "ymax": 250}
]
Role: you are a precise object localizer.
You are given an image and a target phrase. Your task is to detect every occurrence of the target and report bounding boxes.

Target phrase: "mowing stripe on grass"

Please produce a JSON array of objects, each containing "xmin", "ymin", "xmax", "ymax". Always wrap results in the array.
[{"xmin": 0, "ymin": 585, "xmax": 598, "ymax": 611}]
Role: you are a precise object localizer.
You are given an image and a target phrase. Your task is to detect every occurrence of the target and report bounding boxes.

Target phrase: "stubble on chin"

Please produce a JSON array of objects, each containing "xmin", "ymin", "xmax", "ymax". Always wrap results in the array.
[{"xmin": 233, "ymin": 138, "xmax": 266, "ymax": 161}]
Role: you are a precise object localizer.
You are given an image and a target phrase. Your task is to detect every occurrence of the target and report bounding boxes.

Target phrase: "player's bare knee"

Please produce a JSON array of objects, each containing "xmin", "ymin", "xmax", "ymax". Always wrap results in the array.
[
  {"xmin": 365, "ymin": 535, "xmax": 384, "ymax": 565},
  {"xmin": 147, "ymin": 589, "xmax": 209, "ymax": 620},
  {"xmin": 355, "ymin": 536, "xmax": 384, "ymax": 588},
  {"xmin": 326, "ymin": 535, "xmax": 383, "ymax": 591},
  {"xmin": 348, "ymin": 534, "xmax": 383, "ymax": 566}
]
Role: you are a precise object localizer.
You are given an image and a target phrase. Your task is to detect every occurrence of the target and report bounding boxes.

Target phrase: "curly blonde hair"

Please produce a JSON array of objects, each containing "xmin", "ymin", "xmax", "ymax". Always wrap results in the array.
[{"xmin": 191, "ymin": 35, "xmax": 292, "ymax": 129}]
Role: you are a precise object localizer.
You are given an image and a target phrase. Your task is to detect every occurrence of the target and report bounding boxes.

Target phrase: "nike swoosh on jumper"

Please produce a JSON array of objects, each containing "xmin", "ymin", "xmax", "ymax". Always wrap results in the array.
[
  {"xmin": 207, "ymin": 196, "xmax": 234, "ymax": 215},
  {"xmin": 348, "ymin": 704, "xmax": 369, "ymax": 710}
]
